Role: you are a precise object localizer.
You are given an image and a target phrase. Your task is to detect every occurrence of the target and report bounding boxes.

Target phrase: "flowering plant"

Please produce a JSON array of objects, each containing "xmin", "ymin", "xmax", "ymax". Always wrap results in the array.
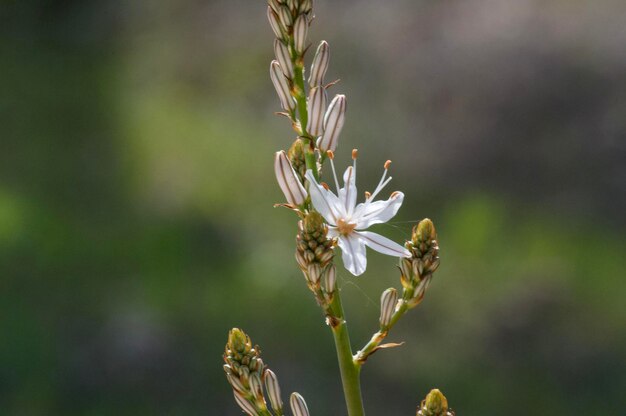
[{"xmin": 223, "ymin": 1, "xmax": 453, "ymax": 415}]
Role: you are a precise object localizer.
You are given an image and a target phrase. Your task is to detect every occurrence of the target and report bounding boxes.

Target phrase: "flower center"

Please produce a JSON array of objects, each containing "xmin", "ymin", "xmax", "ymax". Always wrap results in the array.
[{"xmin": 337, "ymin": 218, "xmax": 356, "ymax": 236}]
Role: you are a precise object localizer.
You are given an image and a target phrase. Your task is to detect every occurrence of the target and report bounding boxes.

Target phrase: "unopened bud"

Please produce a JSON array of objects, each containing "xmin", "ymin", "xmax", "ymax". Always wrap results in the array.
[
  {"xmin": 293, "ymin": 15, "xmax": 308, "ymax": 54},
  {"xmin": 300, "ymin": 0, "xmax": 313, "ymax": 14},
  {"xmin": 270, "ymin": 61, "xmax": 295, "ymax": 111},
  {"xmin": 267, "ymin": 7, "xmax": 284, "ymax": 40},
  {"xmin": 248, "ymin": 373, "xmax": 263, "ymax": 399},
  {"xmin": 227, "ymin": 374, "xmax": 246, "ymax": 393},
  {"xmin": 306, "ymin": 86, "xmax": 327, "ymax": 136},
  {"xmin": 275, "ymin": 150, "xmax": 307, "ymax": 206},
  {"xmin": 414, "ymin": 218, "xmax": 436, "ymax": 245},
  {"xmin": 274, "ymin": 39, "xmax": 294, "ymax": 79},
  {"xmin": 268, "ymin": 0, "xmax": 281, "ymax": 13},
  {"xmin": 290, "ymin": 392, "xmax": 310, "ymax": 416},
  {"xmin": 286, "ymin": 0, "xmax": 298, "ymax": 12},
  {"xmin": 264, "ymin": 369, "xmax": 283, "ymax": 412},
  {"xmin": 318, "ymin": 94, "xmax": 346, "ymax": 152},
  {"xmin": 420, "ymin": 389, "xmax": 449, "ymax": 416},
  {"xmin": 309, "ymin": 41, "xmax": 329, "ymax": 87},
  {"xmin": 234, "ymin": 390, "xmax": 258, "ymax": 416},
  {"xmin": 278, "ymin": 5, "xmax": 292, "ymax": 30},
  {"xmin": 380, "ymin": 288, "xmax": 398, "ymax": 327},
  {"xmin": 307, "ymin": 263, "xmax": 321, "ymax": 284},
  {"xmin": 323, "ymin": 264, "xmax": 336, "ymax": 293},
  {"xmin": 228, "ymin": 328, "xmax": 250, "ymax": 354}
]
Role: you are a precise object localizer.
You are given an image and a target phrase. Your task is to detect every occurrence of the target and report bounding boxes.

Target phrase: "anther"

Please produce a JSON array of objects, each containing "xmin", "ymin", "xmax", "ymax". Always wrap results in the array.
[
  {"xmin": 321, "ymin": 182, "xmax": 330, "ymax": 190},
  {"xmin": 352, "ymin": 149, "xmax": 358, "ymax": 160},
  {"xmin": 327, "ymin": 150, "xmax": 335, "ymax": 159},
  {"xmin": 365, "ymin": 191, "xmax": 371, "ymax": 199},
  {"xmin": 384, "ymin": 160, "xmax": 392, "ymax": 169}
]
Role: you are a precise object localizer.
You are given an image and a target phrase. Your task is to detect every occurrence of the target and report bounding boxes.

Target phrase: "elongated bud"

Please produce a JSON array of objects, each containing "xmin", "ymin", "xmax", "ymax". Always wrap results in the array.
[
  {"xmin": 309, "ymin": 41, "xmax": 329, "ymax": 87},
  {"xmin": 248, "ymin": 373, "xmax": 263, "ymax": 400},
  {"xmin": 267, "ymin": 7, "xmax": 284, "ymax": 40},
  {"xmin": 234, "ymin": 390, "xmax": 259, "ymax": 416},
  {"xmin": 286, "ymin": 0, "xmax": 298, "ymax": 12},
  {"xmin": 227, "ymin": 373, "xmax": 246, "ymax": 393},
  {"xmin": 293, "ymin": 15, "xmax": 308, "ymax": 54},
  {"xmin": 300, "ymin": 0, "xmax": 313, "ymax": 14},
  {"xmin": 307, "ymin": 263, "xmax": 321, "ymax": 284},
  {"xmin": 264, "ymin": 369, "xmax": 283, "ymax": 412},
  {"xmin": 380, "ymin": 288, "xmax": 398, "ymax": 327},
  {"xmin": 274, "ymin": 39, "xmax": 294, "ymax": 79},
  {"xmin": 275, "ymin": 150, "xmax": 307, "ymax": 206},
  {"xmin": 318, "ymin": 94, "xmax": 346, "ymax": 152},
  {"xmin": 323, "ymin": 264, "xmax": 336, "ymax": 293},
  {"xmin": 278, "ymin": 5, "xmax": 292, "ymax": 30},
  {"xmin": 268, "ymin": 0, "xmax": 281, "ymax": 14},
  {"xmin": 270, "ymin": 61, "xmax": 295, "ymax": 110},
  {"xmin": 290, "ymin": 392, "xmax": 310, "ymax": 416},
  {"xmin": 306, "ymin": 86, "xmax": 327, "ymax": 136}
]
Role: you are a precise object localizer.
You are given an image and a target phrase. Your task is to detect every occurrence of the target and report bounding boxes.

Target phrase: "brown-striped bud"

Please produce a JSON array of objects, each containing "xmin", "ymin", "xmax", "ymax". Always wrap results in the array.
[
  {"xmin": 309, "ymin": 40, "xmax": 329, "ymax": 87},
  {"xmin": 323, "ymin": 264, "xmax": 336, "ymax": 294},
  {"xmin": 380, "ymin": 288, "xmax": 398, "ymax": 327},
  {"xmin": 248, "ymin": 373, "xmax": 263, "ymax": 400},
  {"xmin": 300, "ymin": 0, "xmax": 313, "ymax": 14},
  {"xmin": 264, "ymin": 369, "xmax": 283, "ymax": 412},
  {"xmin": 290, "ymin": 392, "xmax": 310, "ymax": 416},
  {"xmin": 267, "ymin": 7, "xmax": 284, "ymax": 40},
  {"xmin": 270, "ymin": 61, "xmax": 295, "ymax": 111},
  {"xmin": 275, "ymin": 150, "xmax": 307, "ymax": 206},
  {"xmin": 274, "ymin": 39, "xmax": 294, "ymax": 79},
  {"xmin": 278, "ymin": 5, "xmax": 292, "ymax": 30},
  {"xmin": 306, "ymin": 86, "xmax": 327, "ymax": 136},
  {"xmin": 293, "ymin": 15, "xmax": 308, "ymax": 54},
  {"xmin": 234, "ymin": 390, "xmax": 259, "ymax": 416},
  {"xmin": 318, "ymin": 94, "xmax": 346, "ymax": 152}
]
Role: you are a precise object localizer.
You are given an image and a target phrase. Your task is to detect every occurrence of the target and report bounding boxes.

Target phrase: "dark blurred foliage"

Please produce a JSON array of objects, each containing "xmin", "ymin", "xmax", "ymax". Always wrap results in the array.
[{"xmin": 1, "ymin": 0, "xmax": 625, "ymax": 415}]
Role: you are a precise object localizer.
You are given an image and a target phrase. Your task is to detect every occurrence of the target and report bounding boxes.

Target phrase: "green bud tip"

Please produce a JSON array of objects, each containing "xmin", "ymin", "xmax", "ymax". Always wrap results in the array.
[
  {"xmin": 413, "ymin": 218, "xmax": 436, "ymax": 244},
  {"xmin": 228, "ymin": 328, "xmax": 251, "ymax": 354},
  {"xmin": 303, "ymin": 211, "xmax": 325, "ymax": 234},
  {"xmin": 423, "ymin": 389, "xmax": 448, "ymax": 415}
]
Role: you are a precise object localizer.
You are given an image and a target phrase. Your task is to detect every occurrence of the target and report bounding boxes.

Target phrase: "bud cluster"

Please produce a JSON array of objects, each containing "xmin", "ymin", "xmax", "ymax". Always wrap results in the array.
[
  {"xmin": 223, "ymin": 328, "xmax": 271, "ymax": 415},
  {"xmin": 224, "ymin": 328, "xmax": 312, "ymax": 416},
  {"xmin": 296, "ymin": 212, "xmax": 336, "ymax": 304},
  {"xmin": 417, "ymin": 389, "xmax": 455, "ymax": 416},
  {"xmin": 400, "ymin": 218, "xmax": 440, "ymax": 308}
]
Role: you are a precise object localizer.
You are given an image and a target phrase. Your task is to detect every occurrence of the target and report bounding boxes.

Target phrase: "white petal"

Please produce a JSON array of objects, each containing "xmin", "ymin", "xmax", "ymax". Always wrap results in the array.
[
  {"xmin": 305, "ymin": 170, "xmax": 345, "ymax": 224},
  {"xmin": 338, "ymin": 166, "xmax": 357, "ymax": 217},
  {"xmin": 336, "ymin": 235, "xmax": 367, "ymax": 276},
  {"xmin": 356, "ymin": 231, "xmax": 411, "ymax": 258},
  {"xmin": 354, "ymin": 191, "xmax": 404, "ymax": 229}
]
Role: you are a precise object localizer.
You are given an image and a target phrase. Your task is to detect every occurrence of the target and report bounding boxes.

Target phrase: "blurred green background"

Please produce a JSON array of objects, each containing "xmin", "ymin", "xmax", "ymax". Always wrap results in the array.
[{"xmin": 2, "ymin": 0, "xmax": 626, "ymax": 415}]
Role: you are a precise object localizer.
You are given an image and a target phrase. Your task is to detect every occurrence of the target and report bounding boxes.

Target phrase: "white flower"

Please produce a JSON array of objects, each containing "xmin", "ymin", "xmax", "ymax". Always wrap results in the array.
[{"xmin": 305, "ymin": 151, "xmax": 411, "ymax": 276}]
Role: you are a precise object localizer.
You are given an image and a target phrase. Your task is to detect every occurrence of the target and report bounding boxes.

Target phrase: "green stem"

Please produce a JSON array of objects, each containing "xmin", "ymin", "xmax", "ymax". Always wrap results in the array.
[
  {"xmin": 355, "ymin": 287, "xmax": 415, "ymax": 365},
  {"xmin": 329, "ymin": 291, "xmax": 365, "ymax": 416}
]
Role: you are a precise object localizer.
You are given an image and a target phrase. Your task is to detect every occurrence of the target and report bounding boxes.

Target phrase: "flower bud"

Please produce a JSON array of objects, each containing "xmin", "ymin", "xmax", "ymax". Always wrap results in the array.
[
  {"xmin": 323, "ymin": 264, "xmax": 336, "ymax": 293},
  {"xmin": 267, "ymin": 7, "xmax": 284, "ymax": 40},
  {"xmin": 307, "ymin": 263, "xmax": 321, "ymax": 284},
  {"xmin": 270, "ymin": 61, "xmax": 295, "ymax": 111},
  {"xmin": 418, "ymin": 389, "xmax": 449, "ymax": 416},
  {"xmin": 380, "ymin": 288, "xmax": 398, "ymax": 327},
  {"xmin": 290, "ymin": 392, "xmax": 310, "ymax": 416},
  {"xmin": 300, "ymin": 0, "xmax": 313, "ymax": 14},
  {"xmin": 309, "ymin": 41, "xmax": 329, "ymax": 87},
  {"xmin": 278, "ymin": 5, "xmax": 292, "ymax": 30},
  {"xmin": 264, "ymin": 369, "xmax": 283, "ymax": 412},
  {"xmin": 318, "ymin": 94, "xmax": 346, "ymax": 152},
  {"xmin": 306, "ymin": 86, "xmax": 327, "ymax": 136},
  {"xmin": 248, "ymin": 372, "xmax": 263, "ymax": 400},
  {"xmin": 286, "ymin": 0, "xmax": 298, "ymax": 12},
  {"xmin": 274, "ymin": 39, "xmax": 294, "ymax": 79},
  {"xmin": 268, "ymin": 0, "xmax": 281, "ymax": 14},
  {"xmin": 293, "ymin": 15, "xmax": 308, "ymax": 54},
  {"xmin": 275, "ymin": 150, "xmax": 307, "ymax": 206},
  {"xmin": 227, "ymin": 374, "xmax": 246, "ymax": 393},
  {"xmin": 234, "ymin": 390, "xmax": 258, "ymax": 416}
]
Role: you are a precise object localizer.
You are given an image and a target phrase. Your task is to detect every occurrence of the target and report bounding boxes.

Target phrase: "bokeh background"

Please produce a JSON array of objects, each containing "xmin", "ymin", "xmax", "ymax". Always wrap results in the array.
[{"xmin": 2, "ymin": 0, "xmax": 626, "ymax": 414}]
